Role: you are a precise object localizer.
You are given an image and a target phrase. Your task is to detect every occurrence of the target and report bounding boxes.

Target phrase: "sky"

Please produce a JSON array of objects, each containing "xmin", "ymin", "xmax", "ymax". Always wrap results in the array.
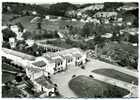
[{"xmin": 1, "ymin": 0, "xmax": 139, "ymax": 4}]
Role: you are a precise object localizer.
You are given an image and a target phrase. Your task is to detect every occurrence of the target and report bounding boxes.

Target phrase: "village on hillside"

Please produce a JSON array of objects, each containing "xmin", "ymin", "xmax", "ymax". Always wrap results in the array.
[{"xmin": 1, "ymin": 1, "xmax": 139, "ymax": 98}]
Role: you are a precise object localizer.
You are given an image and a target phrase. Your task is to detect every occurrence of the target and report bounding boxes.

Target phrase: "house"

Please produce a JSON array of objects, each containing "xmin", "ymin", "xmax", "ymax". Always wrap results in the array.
[
  {"xmin": 25, "ymin": 39, "xmax": 35, "ymax": 47},
  {"xmin": 25, "ymin": 67, "xmax": 47, "ymax": 81},
  {"xmin": 9, "ymin": 37, "xmax": 16, "ymax": 48},
  {"xmin": 10, "ymin": 25, "xmax": 24, "ymax": 40},
  {"xmin": 32, "ymin": 11, "xmax": 37, "ymax": 15},
  {"xmin": 93, "ymin": 12, "xmax": 118, "ymax": 18},
  {"xmin": 45, "ymin": 15, "xmax": 50, "ymax": 20},
  {"xmin": 101, "ymin": 33, "xmax": 113, "ymax": 38},
  {"xmin": 33, "ymin": 76, "xmax": 55, "ymax": 95}
]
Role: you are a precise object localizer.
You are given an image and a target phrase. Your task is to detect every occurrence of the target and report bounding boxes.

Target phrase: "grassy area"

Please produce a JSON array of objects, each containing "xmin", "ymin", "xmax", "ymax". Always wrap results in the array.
[
  {"xmin": 2, "ymin": 63, "xmax": 22, "ymax": 72},
  {"xmin": 69, "ymin": 75, "xmax": 129, "ymax": 98},
  {"xmin": 2, "ymin": 86, "xmax": 22, "ymax": 98},
  {"xmin": 2, "ymin": 72, "xmax": 15, "ymax": 83},
  {"xmin": 92, "ymin": 68, "xmax": 138, "ymax": 85},
  {"xmin": 2, "ymin": 14, "xmax": 84, "ymax": 32},
  {"xmin": 44, "ymin": 39, "xmax": 73, "ymax": 48}
]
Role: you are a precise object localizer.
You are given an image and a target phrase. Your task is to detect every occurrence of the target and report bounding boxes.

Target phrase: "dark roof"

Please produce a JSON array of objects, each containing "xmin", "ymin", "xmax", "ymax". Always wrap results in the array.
[
  {"xmin": 32, "ymin": 61, "xmax": 46, "ymax": 67},
  {"xmin": 35, "ymin": 76, "xmax": 55, "ymax": 89},
  {"xmin": 54, "ymin": 58, "xmax": 63, "ymax": 64}
]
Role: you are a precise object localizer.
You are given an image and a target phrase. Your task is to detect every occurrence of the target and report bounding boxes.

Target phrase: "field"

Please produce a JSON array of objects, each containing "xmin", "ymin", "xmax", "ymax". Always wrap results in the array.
[
  {"xmin": 69, "ymin": 75, "xmax": 129, "ymax": 98},
  {"xmin": 2, "ymin": 14, "xmax": 85, "ymax": 32},
  {"xmin": 92, "ymin": 68, "xmax": 138, "ymax": 85}
]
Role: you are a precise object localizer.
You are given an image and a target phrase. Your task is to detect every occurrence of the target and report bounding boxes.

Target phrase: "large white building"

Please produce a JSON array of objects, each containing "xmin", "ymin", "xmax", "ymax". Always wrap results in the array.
[{"xmin": 43, "ymin": 48, "xmax": 87, "ymax": 73}]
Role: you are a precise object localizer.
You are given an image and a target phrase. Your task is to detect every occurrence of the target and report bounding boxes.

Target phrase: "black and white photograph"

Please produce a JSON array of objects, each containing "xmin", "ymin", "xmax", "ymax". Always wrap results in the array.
[{"xmin": 1, "ymin": 0, "xmax": 139, "ymax": 98}]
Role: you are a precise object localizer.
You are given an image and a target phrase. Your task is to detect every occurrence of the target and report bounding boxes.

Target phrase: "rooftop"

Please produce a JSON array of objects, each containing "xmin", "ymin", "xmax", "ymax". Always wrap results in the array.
[
  {"xmin": 35, "ymin": 76, "xmax": 55, "ymax": 89},
  {"xmin": 32, "ymin": 60, "xmax": 46, "ymax": 67},
  {"xmin": 43, "ymin": 48, "xmax": 83, "ymax": 60}
]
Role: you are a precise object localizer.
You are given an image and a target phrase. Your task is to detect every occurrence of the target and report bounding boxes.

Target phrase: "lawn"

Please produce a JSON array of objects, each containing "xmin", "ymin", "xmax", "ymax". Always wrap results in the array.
[
  {"xmin": 2, "ymin": 86, "xmax": 22, "ymax": 98},
  {"xmin": 69, "ymin": 75, "xmax": 129, "ymax": 98},
  {"xmin": 2, "ymin": 63, "xmax": 22, "ymax": 72},
  {"xmin": 44, "ymin": 39, "xmax": 73, "ymax": 49},
  {"xmin": 92, "ymin": 68, "xmax": 138, "ymax": 85},
  {"xmin": 2, "ymin": 72, "xmax": 16, "ymax": 83}
]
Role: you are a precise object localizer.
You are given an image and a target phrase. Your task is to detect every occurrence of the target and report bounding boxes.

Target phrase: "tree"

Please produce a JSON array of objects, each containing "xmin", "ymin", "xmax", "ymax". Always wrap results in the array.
[
  {"xmin": 103, "ymin": 2, "xmax": 123, "ymax": 11},
  {"xmin": 48, "ymin": 2, "xmax": 77, "ymax": 16},
  {"xmin": 2, "ymin": 28, "xmax": 16, "ymax": 41}
]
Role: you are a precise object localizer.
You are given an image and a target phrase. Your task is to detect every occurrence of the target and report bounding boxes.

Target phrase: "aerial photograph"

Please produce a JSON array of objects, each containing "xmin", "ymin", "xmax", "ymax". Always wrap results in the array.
[{"xmin": 1, "ymin": 1, "xmax": 139, "ymax": 98}]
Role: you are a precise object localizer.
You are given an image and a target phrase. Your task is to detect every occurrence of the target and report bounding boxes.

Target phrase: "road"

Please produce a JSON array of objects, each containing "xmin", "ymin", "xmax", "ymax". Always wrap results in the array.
[{"xmin": 51, "ymin": 58, "xmax": 138, "ymax": 98}]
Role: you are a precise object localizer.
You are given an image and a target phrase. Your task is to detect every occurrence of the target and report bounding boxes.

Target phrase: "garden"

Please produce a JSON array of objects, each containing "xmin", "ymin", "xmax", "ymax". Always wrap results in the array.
[{"xmin": 69, "ymin": 75, "xmax": 129, "ymax": 98}]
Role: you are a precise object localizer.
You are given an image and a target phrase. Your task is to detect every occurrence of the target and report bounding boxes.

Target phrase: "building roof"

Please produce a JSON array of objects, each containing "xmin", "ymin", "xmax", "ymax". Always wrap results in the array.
[
  {"xmin": 54, "ymin": 58, "xmax": 63, "ymax": 63},
  {"xmin": 61, "ymin": 54, "xmax": 72, "ymax": 60},
  {"xmin": 32, "ymin": 60, "xmax": 46, "ymax": 67},
  {"xmin": 2, "ymin": 48, "xmax": 35, "ymax": 61},
  {"xmin": 27, "ymin": 67, "xmax": 42, "ymax": 73},
  {"xmin": 35, "ymin": 76, "xmax": 55, "ymax": 89},
  {"xmin": 93, "ymin": 12, "xmax": 117, "ymax": 17},
  {"xmin": 43, "ymin": 48, "xmax": 83, "ymax": 62}
]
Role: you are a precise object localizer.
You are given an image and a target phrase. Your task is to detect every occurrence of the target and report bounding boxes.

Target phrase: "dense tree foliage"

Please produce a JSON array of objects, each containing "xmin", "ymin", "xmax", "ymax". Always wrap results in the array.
[
  {"xmin": 48, "ymin": 2, "xmax": 77, "ymax": 16},
  {"xmin": 103, "ymin": 2, "xmax": 124, "ymax": 11},
  {"xmin": 2, "ymin": 2, "xmax": 48, "ymax": 15},
  {"xmin": 2, "ymin": 28, "xmax": 17, "ymax": 41}
]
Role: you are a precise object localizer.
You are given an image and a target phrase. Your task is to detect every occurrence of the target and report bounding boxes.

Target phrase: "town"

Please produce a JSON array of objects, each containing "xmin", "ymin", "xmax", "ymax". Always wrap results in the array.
[{"xmin": 1, "ymin": 2, "xmax": 138, "ymax": 98}]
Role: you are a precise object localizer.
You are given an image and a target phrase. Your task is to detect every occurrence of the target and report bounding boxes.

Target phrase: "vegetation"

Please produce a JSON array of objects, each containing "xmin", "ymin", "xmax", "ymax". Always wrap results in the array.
[
  {"xmin": 92, "ymin": 69, "xmax": 138, "ymax": 85},
  {"xmin": 2, "ymin": 28, "xmax": 16, "ymax": 41},
  {"xmin": 48, "ymin": 2, "xmax": 77, "ymax": 17},
  {"xmin": 100, "ymin": 42, "xmax": 138, "ymax": 69},
  {"xmin": 2, "ymin": 86, "xmax": 22, "ymax": 97},
  {"xmin": 69, "ymin": 75, "xmax": 129, "ymax": 98}
]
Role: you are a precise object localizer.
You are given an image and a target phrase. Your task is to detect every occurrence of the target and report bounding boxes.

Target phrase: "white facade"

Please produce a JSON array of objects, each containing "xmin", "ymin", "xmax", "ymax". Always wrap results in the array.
[
  {"xmin": 45, "ymin": 15, "xmax": 50, "ymax": 20},
  {"xmin": 10, "ymin": 25, "xmax": 24, "ymax": 40},
  {"xmin": 26, "ymin": 39, "xmax": 35, "ymax": 47},
  {"xmin": 9, "ymin": 37, "xmax": 16, "ymax": 48}
]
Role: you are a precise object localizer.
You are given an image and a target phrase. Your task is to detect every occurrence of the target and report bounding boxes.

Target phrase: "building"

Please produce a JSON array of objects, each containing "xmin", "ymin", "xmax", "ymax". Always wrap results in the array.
[
  {"xmin": 10, "ymin": 25, "xmax": 24, "ymax": 41},
  {"xmin": 26, "ymin": 67, "xmax": 46, "ymax": 81},
  {"xmin": 33, "ymin": 76, "xmax": 55, "ymax": 95},
  {"xmin": 93, "ymin": 12, "xmax": 118, "ymax": 18},
  {"xmin": 9, "ymin": 37, "xmax": 16, "ymax": 48},
  {"xmin": 43, "ymin": 48, "xmax": 87, "ymax": 73},
  {"xmin": 101, "ymin": 33, "xmax": 113, "ymax": 38},
  {"xmin": 25, "ymin": 39, "xmax": 35, "ymax": 47},
  {"xmin": 36, "ymin": 42, "xmax": 65, "ymax": 52}
]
